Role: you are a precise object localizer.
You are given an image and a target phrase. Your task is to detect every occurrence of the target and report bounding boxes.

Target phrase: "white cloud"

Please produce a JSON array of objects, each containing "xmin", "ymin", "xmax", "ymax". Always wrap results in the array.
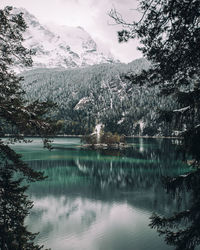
[{"xmin": 0, "ymin": 0, "xmax": 142, "ymax": 62}]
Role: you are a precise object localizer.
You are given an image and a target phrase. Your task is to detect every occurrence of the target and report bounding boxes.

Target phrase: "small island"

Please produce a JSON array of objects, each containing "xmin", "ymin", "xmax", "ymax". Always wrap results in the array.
[{"xmin": 81, "ymin": 124, "xmax": 127, "ymax": 149}]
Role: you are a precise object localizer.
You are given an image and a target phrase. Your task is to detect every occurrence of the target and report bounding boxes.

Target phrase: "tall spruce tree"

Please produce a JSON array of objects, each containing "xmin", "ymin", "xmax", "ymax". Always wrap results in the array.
[
  {"xmin": 110, "ymin": 1, "xmax": 200, "ymax": 249},
  {"xmin": 0, "ymin": 6, "xmax": 56, "ymax": 249}
]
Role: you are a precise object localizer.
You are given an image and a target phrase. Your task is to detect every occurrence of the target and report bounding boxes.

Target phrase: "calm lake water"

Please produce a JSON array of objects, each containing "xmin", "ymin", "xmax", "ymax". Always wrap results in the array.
[{"xmin": 12, "ymin": 137, "xmax": 191, "ymax": 250}]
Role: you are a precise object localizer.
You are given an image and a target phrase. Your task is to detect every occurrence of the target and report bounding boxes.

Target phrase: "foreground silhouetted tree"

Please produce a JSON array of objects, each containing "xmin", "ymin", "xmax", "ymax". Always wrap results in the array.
[
  {"xmin": 0, "ymin": 6, "xmax": 56, "ymax": 249},
  {"xmin": 0, "ymin": 162, "xmax": 43, "ymax": 250},
  {"xmin": 110, "ymin": 0, "xmax": 200, "ymax": 249},
  {"xmin": 150, "ymin": 170, "xmax": 200, "ymax": 250},
  {"xmin": 110, "ymin": 0, "xmax": 200, "ymax": 161}
]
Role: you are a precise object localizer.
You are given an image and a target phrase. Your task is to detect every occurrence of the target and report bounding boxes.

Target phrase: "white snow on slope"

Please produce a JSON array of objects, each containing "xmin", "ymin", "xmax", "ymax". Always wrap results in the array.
[{"xmin": 13, "ymin": 8, "xmax": 116, "ymax": 70}]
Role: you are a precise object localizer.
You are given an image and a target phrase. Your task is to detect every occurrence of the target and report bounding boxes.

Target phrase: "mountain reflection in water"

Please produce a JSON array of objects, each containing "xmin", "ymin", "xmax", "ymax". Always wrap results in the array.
[{"xmin": 12, "ymin": 137, "xmax": 192, "ymax": 250}]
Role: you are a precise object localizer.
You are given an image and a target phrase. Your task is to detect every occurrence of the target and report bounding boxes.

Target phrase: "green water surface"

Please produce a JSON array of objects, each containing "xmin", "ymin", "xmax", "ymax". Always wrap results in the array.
[{"xmin": 12, "ymin": 137, "xmax": 191, "ymax": 250}]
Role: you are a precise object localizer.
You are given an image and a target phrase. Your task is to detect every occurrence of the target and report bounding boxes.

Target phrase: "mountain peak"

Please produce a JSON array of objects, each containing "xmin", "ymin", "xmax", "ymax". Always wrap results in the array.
[
  {"xmin": 12, "ymin": 7, "xmax": 117, "ymax": 71},
  {"xmin": 13, "ymin": 7, "xmax": 38, "ymax": 23}
]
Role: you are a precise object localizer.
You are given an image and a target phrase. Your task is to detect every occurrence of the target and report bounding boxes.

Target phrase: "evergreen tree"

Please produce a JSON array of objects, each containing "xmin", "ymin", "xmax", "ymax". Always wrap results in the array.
[
  {"xmin": 0, "ymin": 162, "xmax": 44, "ymax": 250},
  {"xmin": 110, "ymin": 1, "xmax": 200, "ymax": 249},
  {"xmin": 149, "ymin": 170, "xmax": 200, "ymax": 250},
  {"xmin": 110, "ymin": 0, "xmax": 200, "ymax": 160},
  {"xmin": 0, "ymin": 6, "xmax": 56, "ymax": 249}
]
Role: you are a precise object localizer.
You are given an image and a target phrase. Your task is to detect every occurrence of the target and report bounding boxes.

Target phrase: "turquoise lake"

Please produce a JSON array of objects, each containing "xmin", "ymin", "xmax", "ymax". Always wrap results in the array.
[{"xmin": 11, "ymin": 137, "xmax": 192, "ymax": 250}]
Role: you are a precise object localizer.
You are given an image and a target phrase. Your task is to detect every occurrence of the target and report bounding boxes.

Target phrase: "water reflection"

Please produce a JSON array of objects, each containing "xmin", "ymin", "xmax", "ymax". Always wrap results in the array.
[
  {"xmin": 150, "ymin": 169, "xmax": 200, "ymax": 250},
  {"xmin": 13, "ymin": 137, "xmax": 191, "ymax": 250},
  {"xmin": 28, "ymin": 196, "xmax": 167, "ymax": 250}
]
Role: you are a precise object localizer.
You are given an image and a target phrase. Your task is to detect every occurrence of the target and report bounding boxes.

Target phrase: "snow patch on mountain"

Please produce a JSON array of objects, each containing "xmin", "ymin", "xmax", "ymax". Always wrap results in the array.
[{"xmin": 13, "ymin": 7, "xmax": 116, "ymax": 70}]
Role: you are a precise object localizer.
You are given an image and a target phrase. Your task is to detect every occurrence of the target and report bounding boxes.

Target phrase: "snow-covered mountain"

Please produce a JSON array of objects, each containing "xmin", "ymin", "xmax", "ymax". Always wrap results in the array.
[{"xmin": 13, "ymin": 8, "xmax": 116, "ymax": 70}]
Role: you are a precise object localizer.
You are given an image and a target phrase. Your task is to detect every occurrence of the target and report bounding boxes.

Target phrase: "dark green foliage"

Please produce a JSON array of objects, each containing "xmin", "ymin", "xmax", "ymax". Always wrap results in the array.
[
  {"xmin": 110, "ymin": 0, "xmax": 200, "ymax": 158},
  {"xmin": 0, "ymin": 141, "xmax": 44, "ymax": 182},
  {"xmin": 0, "ymin": 6, "xmax": 58, "ymax": 141},
  {"xmin": 0, "ymin": 163, "xmax": 45, "ymax": 250},
  {"xmin": 150, "ymin": 170, "xmax": 200, "ymax": 250},
  {"xmin": 0, "ymin": 6, "xmax": 55, "ymax": 249},
  {"xmin": 110, "ymin": 0, "xmax": 200, "ymax": 249}
]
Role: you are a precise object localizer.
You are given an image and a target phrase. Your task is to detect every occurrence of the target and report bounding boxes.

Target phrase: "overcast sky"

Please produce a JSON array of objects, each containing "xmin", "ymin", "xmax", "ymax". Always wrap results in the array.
[{"xmin": 0, "ymin": 0, "xmax": 143, "ymax": 63}]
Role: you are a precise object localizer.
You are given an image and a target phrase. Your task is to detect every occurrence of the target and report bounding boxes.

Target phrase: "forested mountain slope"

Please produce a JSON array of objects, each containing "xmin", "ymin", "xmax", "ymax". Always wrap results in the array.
[
  {"xmin": 0, "ymin": 8, "xmax": 176, "ymax": 136},
  {"xmin": 21, "ymin": 58, "xmax": 177, "ymax": 136}
]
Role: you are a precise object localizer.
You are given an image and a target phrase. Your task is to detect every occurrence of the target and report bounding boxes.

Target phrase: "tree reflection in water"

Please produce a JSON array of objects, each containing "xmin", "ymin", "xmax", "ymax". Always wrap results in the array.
[
  {"xmin": 150, "ymin": 169, "xmax": 200, "ymax": 250},
  {"xmin": 12, "ymin": 137, "xmax": 195, "ymax": 250}
]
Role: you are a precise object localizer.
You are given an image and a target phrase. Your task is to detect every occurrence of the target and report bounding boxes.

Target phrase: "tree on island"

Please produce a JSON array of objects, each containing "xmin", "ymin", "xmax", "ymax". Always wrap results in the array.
[
  {"xmin": 0, "ymin": 6, "xmax": 56, "ymax": 249},
  {"xmin": 110, "ymin": 0, "xmax": 200, "ymax": 249},
  {"xmin": 81, "ymin": 127, "xmax": 125, "ymax": 149}
]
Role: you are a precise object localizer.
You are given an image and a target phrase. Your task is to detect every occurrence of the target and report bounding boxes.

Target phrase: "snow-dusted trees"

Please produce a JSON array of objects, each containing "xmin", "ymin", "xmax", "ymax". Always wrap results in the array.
[{"xmin": 21, "ymin": 59, "xmax": 175, "ymax": 136}]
